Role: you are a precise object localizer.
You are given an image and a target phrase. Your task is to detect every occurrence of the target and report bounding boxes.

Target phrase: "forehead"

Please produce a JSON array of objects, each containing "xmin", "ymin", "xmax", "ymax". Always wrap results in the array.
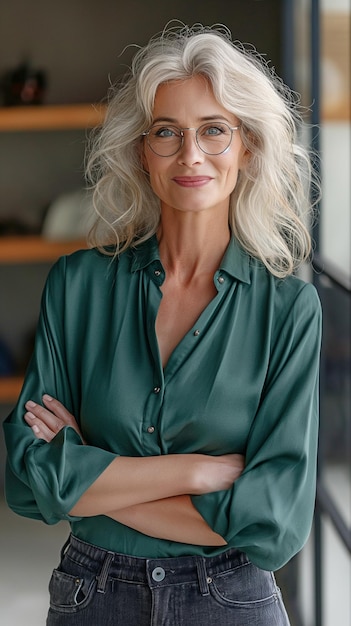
[{"xmin": 152, "ymin": 75, "xmax": 232, "ymax": 122}]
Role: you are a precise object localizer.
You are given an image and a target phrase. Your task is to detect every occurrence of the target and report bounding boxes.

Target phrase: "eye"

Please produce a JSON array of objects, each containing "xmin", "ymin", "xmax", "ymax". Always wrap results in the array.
[
  {"xmin": 152, "ymin": 126, "xmax": 179, "ymax": 138},
  {"xmin": 201, "ymin": 123, "xmax": 229, "ymax": 136}
]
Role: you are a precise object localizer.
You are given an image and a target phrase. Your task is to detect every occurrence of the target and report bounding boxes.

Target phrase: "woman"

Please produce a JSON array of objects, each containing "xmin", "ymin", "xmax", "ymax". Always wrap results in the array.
[{"xmin": 4, "ymin": 24, "xmax": 321, "ymax": 625}]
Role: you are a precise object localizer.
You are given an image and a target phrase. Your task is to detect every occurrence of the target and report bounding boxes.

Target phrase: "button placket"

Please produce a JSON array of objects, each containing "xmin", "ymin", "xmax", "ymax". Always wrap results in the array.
[
  {"xmin": 144, "ymin": 382, "xmax": 163, "ymax": 437},
  {"xmin": 151, "ymin": 264, "xmax": 165, "ymax": 286}
]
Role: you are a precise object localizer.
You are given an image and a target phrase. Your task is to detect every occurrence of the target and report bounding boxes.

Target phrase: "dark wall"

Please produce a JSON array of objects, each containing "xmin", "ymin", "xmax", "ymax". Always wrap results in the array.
[{"xmin": 0, "ymin": 0, "xmax": 282, "ymax": 104}]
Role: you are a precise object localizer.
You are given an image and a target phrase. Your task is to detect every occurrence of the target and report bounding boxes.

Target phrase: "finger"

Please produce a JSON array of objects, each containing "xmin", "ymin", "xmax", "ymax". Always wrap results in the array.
[
  {"xmin": 42, "ymin": 395, "xmax": 85, "ymax": 441},
  {"xmin": 25, "ymin": 397, "xmax": 86, "ymax": 443},
  {"xmin": 42, "ymin": 394, "xmax": 76, "ymax": 426},
  {"xmin": 25, "ymin": 400, "xmax": 63, "ymax": 432},
  {"xmin": 24, "ymin": 409, "xmax": 62, "ymax": 435},
  {"xmin": 24, "ymin": 412, "xmax": 57, "ymax": 442}
]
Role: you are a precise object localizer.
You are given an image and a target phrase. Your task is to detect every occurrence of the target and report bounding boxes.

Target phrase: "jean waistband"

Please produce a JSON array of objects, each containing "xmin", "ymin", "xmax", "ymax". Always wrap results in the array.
[{"xmin": 62, "ymin": 534, "xmax": 249, "ymax": 595}]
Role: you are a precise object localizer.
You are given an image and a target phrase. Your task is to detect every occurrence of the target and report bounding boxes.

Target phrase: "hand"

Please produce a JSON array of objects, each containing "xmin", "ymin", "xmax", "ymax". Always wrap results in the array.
[
  {"xmin": 191, "ymin": 453, "xmax": 245, "ymax": 494},
  {"xmin": 24, "ymin": 395, "xmax": 85, "ymax": 443}
]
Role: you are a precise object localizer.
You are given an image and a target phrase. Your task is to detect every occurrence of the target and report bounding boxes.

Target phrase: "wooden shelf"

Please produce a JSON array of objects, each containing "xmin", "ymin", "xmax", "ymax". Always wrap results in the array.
[
  {"xmin": 0, "ymin": 103, "xmax": 106, "ymax": 131},
  {"xmin": 0, "ymin": 376, "xmax": 23, "ymax": 403},
  {"xmin": 0, "ymin": 236, "xmax": 88, "ymax": 263},
  {"xmin": 0, "ymin": 105, "xmax": 101, "ymax": 404}
]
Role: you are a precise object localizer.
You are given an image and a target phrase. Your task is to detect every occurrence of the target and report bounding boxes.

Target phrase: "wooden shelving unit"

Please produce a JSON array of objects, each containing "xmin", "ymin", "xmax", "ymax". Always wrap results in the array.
[
  {"xmin": 0, "ymin": 103, "xmax": 106, "ymax": 131},
  {"xmin": 0, "ymin": 377, "xmax": 23, "ymax": 403},
  {"xmin": 0, "ymin": 104, "xmax": 100, "ymax": 402},
  {"xmin": 0, "ymin": 236, "xmax": 87, "ymax": 402},
  {"xmin": 0, "ymin": 236, "xmax": 87, "ymax": 264}
]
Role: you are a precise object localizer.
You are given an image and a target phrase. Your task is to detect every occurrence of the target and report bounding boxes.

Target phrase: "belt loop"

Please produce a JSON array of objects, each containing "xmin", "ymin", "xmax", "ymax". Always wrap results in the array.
[
  {"xmin": 96, "ymin": 551, "xmax": 114, "ymax": 594},
  {"xmin": 196, "ymin": 557, "xmax": 210, "ymax": 597},
  {"xmin": 60, "ymin": 535, "xmax": 71, "ymax": 560}
]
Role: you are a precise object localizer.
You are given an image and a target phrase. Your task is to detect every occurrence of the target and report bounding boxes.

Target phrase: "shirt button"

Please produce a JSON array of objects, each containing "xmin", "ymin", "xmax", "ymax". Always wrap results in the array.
[
  {"xmin": 153, "ymin": 386, "xmax": 161, "ymax": 394},
  {"xmin": 218, "ymin": 276, "xmax": 225, "ymax": 284},
  {"xmin": 154, "ymin": 269, "xmax": 161, "ymax": 277},
  {"xmin": 152, "ymin": 567, "xmax": 165, "ymax": 582},
  {"xmin": 147, "ymin": 426, "xmax": 155, "ymax": 434},
  {"xmin": 193, "ymin": 329, "xmax": 200, "ymax": 336}
]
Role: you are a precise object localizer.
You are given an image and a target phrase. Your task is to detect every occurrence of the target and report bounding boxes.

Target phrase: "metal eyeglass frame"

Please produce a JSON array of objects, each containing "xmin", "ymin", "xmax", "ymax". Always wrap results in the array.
[{"xmin": 141, "ymin": 122, "xmax": 241, "ymax": 157}]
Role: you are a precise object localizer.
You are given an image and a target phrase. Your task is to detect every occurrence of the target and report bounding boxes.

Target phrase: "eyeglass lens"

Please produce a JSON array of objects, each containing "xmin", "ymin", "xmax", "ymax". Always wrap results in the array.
[{"xmin": 147, "ymin": 123, "xmax": 233, "ymax": 156}]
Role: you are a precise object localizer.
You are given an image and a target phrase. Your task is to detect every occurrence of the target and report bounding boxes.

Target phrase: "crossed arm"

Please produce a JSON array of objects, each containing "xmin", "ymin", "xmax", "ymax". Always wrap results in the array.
[{"xmin": 24, "ymin": 394, "xmax": 244, "ymax": 546}]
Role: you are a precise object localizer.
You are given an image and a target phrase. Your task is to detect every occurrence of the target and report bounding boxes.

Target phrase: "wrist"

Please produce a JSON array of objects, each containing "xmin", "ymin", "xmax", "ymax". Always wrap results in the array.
[{"xmin": 181, "ymin": 454, "xmax": 207, "ymax": 495}]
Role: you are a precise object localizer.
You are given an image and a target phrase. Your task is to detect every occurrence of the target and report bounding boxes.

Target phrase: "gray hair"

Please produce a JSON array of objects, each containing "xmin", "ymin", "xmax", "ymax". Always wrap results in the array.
[{"xmin": 86, "ymin": 23, "xmax": 319, "ymax": 277}]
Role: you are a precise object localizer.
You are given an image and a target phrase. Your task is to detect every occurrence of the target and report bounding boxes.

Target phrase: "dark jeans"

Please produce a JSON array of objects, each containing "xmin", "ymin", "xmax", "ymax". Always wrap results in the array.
[{"xmin": 46, "ymin": 535, "xmax": 291, "ymax": 625}]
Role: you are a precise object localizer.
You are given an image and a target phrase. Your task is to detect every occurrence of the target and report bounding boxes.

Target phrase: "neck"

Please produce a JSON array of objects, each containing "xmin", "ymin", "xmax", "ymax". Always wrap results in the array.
[{"xmin": 157, "ymin": 208, "xmax": 230, "ymax": 282}]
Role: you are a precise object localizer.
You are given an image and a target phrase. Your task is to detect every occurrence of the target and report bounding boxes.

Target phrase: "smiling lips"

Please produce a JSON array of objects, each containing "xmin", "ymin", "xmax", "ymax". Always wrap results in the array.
[{"xmin": 172, "ymin": 176, "xmax": 213, "ymax": 187}]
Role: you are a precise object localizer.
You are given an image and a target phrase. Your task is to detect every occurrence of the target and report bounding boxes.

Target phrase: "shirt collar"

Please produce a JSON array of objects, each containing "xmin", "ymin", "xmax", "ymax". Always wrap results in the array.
[
  {"xmin": 130, "ymin": 235, "xmax": 161, "ymax": 273},
  {"xmin": 130, "ymin": 233, "xmax": 251, "ymax": 284},
  {"xmin": 219, "ymin": 236, "xmax": 251, "ymax": 284}
]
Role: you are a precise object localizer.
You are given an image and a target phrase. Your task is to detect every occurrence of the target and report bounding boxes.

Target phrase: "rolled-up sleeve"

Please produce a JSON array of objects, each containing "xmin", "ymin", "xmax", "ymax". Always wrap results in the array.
[
  {"xmin": 3, "ymin": 256, "xmax": 116, "ymax": 524},
  {"xmin": 192, "ymin": 283, "xmax": 322, "ymax": 571}
]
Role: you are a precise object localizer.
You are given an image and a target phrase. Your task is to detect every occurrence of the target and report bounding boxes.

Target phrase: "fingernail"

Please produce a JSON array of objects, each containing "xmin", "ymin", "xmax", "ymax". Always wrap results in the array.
[
  {"xmin": 26, "ymin": 401, "xmax": 36, "ymax": 409},
  {"xmin": 25, "ymin": 412, "xmax": 35, "ymax": 420},
  {"xmin": 32, "ymin": 425, "xmax": 40, "ymax": 433},
  {"xmin": 43, "ymin": 394, "xmax": 53, "ymax": 401}
]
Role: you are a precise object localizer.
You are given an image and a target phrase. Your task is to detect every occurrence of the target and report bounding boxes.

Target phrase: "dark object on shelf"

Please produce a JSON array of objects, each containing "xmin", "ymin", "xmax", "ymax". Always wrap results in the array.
[
  {"xmin": 1, "ymin": 62, "xmax": 47, "ymax": 106},
  {"xmin": 0, "ymin": 219, "xmax": 33, "ymax": 236}
]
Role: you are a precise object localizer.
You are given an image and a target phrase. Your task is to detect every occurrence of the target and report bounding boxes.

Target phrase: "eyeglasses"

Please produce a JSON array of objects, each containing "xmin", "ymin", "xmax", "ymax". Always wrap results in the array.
[{"xmin": 142, "ymin": 122, "xmax": 241, "ymax": 157}]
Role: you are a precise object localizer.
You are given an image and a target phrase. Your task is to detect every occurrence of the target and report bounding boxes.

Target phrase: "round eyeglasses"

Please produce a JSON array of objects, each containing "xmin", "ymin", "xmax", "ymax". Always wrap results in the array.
[{"xmin": 142, "ymin": 122, "xmax": 241, "ymax": 157}]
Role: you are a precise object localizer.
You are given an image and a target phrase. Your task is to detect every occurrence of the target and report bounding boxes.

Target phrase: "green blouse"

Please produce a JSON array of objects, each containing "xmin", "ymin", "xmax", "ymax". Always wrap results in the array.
[{"xmin": 3, "ymin": 235, "xmax": 322, "ymax": 571}]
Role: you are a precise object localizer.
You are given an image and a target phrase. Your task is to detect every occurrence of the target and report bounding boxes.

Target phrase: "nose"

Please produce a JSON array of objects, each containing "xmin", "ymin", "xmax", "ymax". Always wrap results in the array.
[{"xmin": 177, "ymin": 128, "xmax": 204, "ymax": 165}]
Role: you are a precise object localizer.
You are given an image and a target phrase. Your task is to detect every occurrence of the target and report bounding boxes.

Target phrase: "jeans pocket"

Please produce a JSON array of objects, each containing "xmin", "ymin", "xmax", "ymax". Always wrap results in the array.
[
  {"xmin": 48, "ymin": 567, "xmax": 97, "ymax": 614},
  {"xmin": 209, "ymin": 561, "xmax": 278, "ymax": 609}
]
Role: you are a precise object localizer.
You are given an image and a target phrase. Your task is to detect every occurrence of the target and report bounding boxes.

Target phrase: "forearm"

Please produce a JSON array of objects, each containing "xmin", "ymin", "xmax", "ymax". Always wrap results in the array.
[
  {"xmin": 69, "ymin": 451, "xmax": 244, "ymax": 518},
  {"xmin": 24, "ymin": 396, "xmax": 245, "ymax": 519},
  {"xmin": 107, "ymin": 495, "xmax": 227, "ymax": 546},
  {"xmin": 69, "ymin": 455, "xmax": 195, "ymax": 517}
]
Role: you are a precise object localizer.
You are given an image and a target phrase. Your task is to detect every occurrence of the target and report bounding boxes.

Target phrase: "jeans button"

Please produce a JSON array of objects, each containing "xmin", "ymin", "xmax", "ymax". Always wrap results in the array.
[{"xmin": 152, "ymin": 566, "xmax": 165, "ymax": 582}]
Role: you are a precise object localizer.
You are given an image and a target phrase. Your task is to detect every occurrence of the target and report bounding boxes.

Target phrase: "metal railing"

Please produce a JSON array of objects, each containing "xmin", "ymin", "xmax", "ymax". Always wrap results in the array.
[{"xmin": 313, "ymin": 258, "xmax": 351, "ymax": 626}]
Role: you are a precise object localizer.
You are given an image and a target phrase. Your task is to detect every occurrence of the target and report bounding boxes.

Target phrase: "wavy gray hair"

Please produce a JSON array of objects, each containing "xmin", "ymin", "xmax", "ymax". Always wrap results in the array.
[{"xmin": 86, "ymin": 23, "xmax": 319, "ymax": 277}]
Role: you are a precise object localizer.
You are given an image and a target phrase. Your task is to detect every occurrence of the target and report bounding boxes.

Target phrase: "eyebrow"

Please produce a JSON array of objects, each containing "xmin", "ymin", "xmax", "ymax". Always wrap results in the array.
[{"xmin": 152, "ymin": 115, "xmax": 233, "ymax": 125}]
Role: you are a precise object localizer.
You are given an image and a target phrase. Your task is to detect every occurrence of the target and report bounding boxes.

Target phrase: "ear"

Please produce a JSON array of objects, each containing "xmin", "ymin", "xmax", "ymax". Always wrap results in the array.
[
  {"xmin": 239, "ymin": 128, "xmax": 256, "ymax": 171},
  {"xmin": 239, "ymin": 147, "xmax": 251, "ymax": 171}
]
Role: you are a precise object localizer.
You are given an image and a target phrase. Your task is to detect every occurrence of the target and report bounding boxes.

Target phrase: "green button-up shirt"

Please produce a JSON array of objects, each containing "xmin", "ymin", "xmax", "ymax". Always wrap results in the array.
[{"xmin": 4, "ymin": 235, "xmax": 321, "ymax": 571}]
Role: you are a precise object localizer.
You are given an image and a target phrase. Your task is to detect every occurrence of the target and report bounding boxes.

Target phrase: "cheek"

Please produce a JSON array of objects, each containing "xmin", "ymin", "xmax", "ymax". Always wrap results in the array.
[
  {"xmin": 142, "ymin": 149, "xmax": 165, "ymax": 179},
  {"xmin": 144, "ymin": 155, "xmax": 169, "ymax": 187},
  {"xmin": 148, "ymin": 175, "xmax": 169, "ymax": 203},
  {"xmin": 222, "ymin": 160, "xmax": 241, "ymax": 186},
  {"xmin": 146, "ymin": 169, "xmax": 166, "ymax": 200}
]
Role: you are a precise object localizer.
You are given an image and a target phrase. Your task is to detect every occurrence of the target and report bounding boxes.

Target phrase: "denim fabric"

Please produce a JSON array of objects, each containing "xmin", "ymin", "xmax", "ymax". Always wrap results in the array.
[{"xmin": 46, "ymin": 535, "xmax": 291, "ymax": 626}]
